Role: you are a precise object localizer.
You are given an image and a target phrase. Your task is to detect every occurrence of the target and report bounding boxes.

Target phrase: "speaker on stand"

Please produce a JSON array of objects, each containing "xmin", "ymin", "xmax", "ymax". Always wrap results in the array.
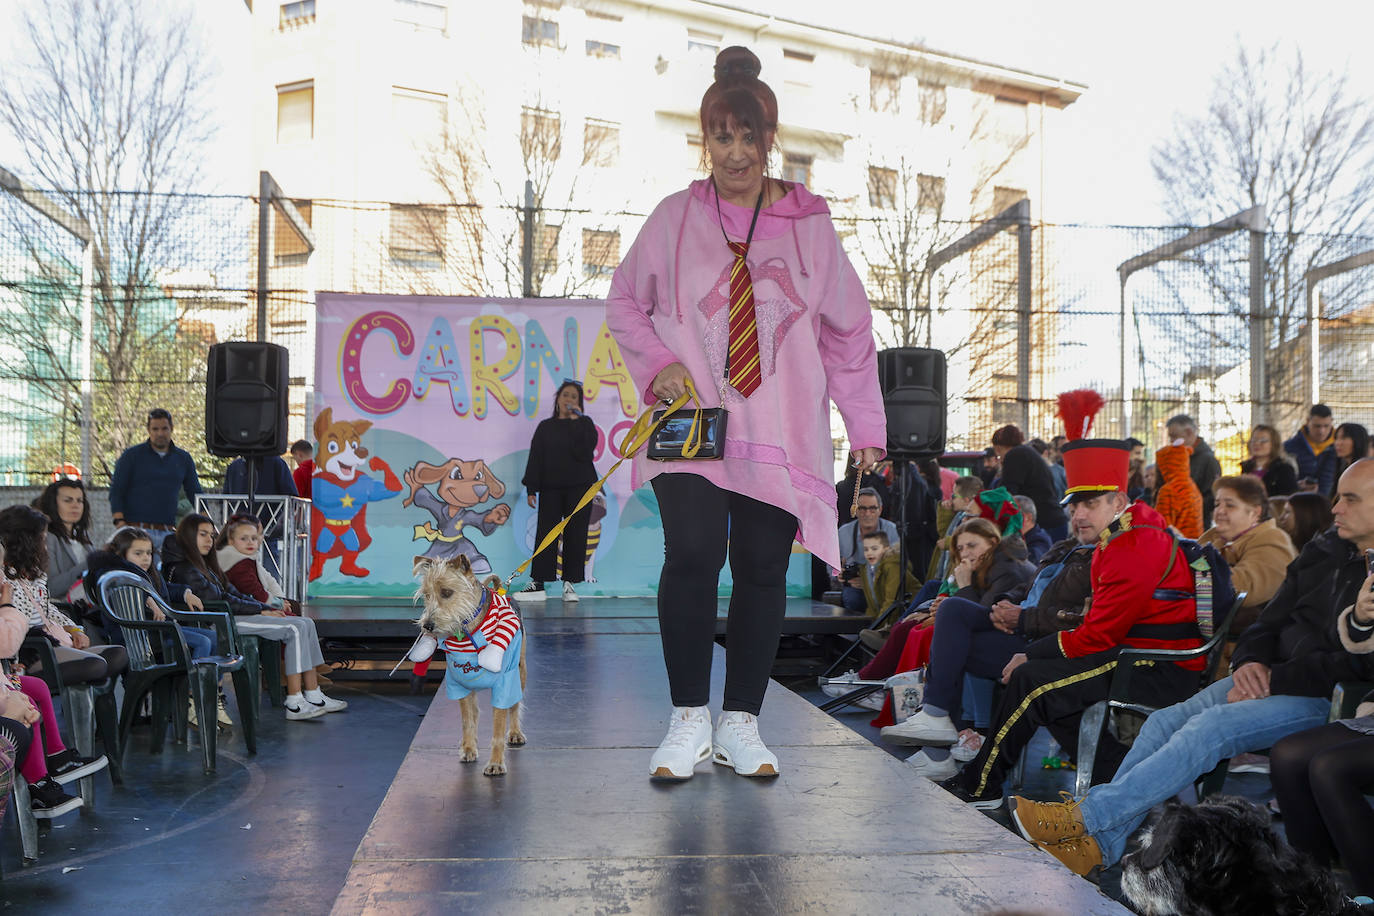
[
  {"xmin": 206, "ymin": 342, "xmax": 289, "ymax": 515},
  {"xmin": 823, "ymin": 347, "xmax": 949, "ymax": 682}
]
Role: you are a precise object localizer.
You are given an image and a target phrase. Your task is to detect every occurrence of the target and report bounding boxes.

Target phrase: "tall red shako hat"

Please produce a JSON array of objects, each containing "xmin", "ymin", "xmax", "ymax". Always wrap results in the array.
[{"xmin": 1056, "ymin": 389, "xmax": 1129, "ymax": 505}]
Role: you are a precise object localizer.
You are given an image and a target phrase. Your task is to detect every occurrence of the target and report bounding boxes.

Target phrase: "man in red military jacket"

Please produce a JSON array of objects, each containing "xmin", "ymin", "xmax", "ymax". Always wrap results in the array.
[{"xmin": 939, "ymin": 437, "xmax": 1202, "ymax": 809}]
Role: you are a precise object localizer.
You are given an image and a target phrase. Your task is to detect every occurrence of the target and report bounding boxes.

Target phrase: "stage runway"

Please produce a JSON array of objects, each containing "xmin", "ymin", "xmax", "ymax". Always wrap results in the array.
[{"xmin": 332, "ymin": 626, "xmax": 1128, "ymax": 915}]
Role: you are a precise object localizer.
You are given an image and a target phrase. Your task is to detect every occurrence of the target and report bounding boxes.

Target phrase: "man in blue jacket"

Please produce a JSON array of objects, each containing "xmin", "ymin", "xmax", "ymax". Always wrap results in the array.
[
  {"xmin": 1284, "ymin": 403, "xmax": 1338, "ymax": 496},
  {"xmin": 109, "ymin": 408, "xmax": 202, "ymax": 548}
]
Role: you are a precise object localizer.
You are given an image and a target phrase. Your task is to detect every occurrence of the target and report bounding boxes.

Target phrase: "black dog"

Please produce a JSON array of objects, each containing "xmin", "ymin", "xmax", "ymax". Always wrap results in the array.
[{"xmin": 1120, "ymin": 796, "xmax": 1359, "ymax": 916}]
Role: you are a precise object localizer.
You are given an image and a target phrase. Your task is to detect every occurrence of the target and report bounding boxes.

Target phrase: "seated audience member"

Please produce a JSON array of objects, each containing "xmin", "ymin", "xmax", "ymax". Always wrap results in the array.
[
  {"xmin": 0, "ymin": 581, "xmax": 104, "ymax": 817},
  {"xmin": 1197, "ymin": 476, "xmax": 1296, "ymax": 635},
  {"xmin": 163, "ymin": 514, "xmax": 344, "ymax": 721},
  {"xmin": 857, "ymin": 531, "xmax": 917, "ymax": 620},
  {"xmin": 40, "ymin": 478, "xmax": 94, "ymax": 608},
  {"xmin": 1333, "ymin": 423, "xmax": 1370, "ymax": 495},
  {"xmin": 1153, "ymin": 440, "xmax": 1204, "ymax": 539},
  {"xmin": 0, "ymin": 506, "xmax": 128, "ymax": 687},
  {"xmin": 85, "ymin": 527, "xmax": 231, "ymax": 729},
  {"xmin": 1269, "ymin": 687, "xmax": 1374, "ymax": 897},
  {"xmin": 837, "ymin": 489, "xmax": 899, "ymax": 614},
  {"xmin": 837, "ymin": 470, "xmax": 891, "ymax": 526},
  {"xmin": 1278, "ymin": 491, "xmax": 1335, "ymax": 552},
  {"xmin": 1284, "ymin": 404, "xmax": 1338, "ymax": 497},
  {"xmin": 289, "ymin": 439, "xmax": 314, "ymax": 500},
  {"xmin": 1008, "ymin": 457, "xmax": 1374, "ymax": 877},
  {"xmin": 928, "ymin": 476, "xmax": 984, "ymax": 583},
  {"xmin": 830, "ymin": 518, "xmax": 1032, "ymax": 702},
  {"xmin": 992, "ymin": 425, "xmax": 1069, "ymax": 542},
  {"xmin": 1014, "ymin": 495, "xmax": 1053, "ymax": 563},
  {"xmin": 1241, "ymin": 423, "xmax": 1298, "ymax": 496},
  {"xmin": 940, "ymin": 437, "xmax": 1205, "ymax": 808},
  {"xmin": 216, "ymin": 514, "xmax": 301, "ymax": 613}
]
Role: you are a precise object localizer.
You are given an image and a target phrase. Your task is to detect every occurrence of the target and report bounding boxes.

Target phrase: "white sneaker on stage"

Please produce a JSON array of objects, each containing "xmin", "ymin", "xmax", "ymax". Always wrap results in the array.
[
  {"xmin": 649, "ymin": 706, "xmax": 712, "ymax": 780},
  {"xmin": 562, "ymin": 581, "xmax": 579, "ymax": 602},
  {"xmin": 713, "ymin": 711, "xmax": 780, "ymax": 777},
  {"xmin": 879, "ymin": 709, "xmax": 957, "ymax": 746}
]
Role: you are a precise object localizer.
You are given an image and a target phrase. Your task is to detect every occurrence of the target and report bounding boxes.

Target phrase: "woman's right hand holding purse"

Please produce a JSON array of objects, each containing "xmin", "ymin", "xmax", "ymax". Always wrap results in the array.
[{"xmin": 651, "ymin": 362, "xmax": 695, "ymax": 403}]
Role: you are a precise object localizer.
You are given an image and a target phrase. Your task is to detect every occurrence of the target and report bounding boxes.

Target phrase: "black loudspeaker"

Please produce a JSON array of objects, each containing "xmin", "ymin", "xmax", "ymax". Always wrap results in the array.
[
  {"xmin": 877, "ymin": 347, "xmax": 946, "ymax": 459},
  {"xmin": 206, "ymin": 342, "xmax": 289, "ymax": 458}
]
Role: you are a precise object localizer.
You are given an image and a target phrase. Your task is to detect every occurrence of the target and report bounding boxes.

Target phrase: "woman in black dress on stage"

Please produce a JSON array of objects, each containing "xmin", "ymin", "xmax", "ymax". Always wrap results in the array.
[{"xmin": 521, "ymin": 381, "xmax": 598, "ymax": 602}]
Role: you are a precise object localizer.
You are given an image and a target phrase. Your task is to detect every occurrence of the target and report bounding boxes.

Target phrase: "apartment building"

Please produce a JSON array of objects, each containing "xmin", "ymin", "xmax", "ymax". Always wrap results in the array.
[{"xmin": 245, "ymin": 0, "xmax": 1085, "ymax": 443}]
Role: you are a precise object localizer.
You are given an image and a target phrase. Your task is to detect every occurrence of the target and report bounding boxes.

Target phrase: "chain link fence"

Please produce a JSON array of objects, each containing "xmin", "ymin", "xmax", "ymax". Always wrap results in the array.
[{"xmin": 3, "ymin": 186, "xmax": 1372, "ymax": 488}]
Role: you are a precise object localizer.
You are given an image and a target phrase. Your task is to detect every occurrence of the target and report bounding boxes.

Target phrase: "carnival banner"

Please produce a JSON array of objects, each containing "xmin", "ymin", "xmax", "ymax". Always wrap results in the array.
[{"xmin": 309, "ymin": 293, "xmax": 811, "ymax": 598}]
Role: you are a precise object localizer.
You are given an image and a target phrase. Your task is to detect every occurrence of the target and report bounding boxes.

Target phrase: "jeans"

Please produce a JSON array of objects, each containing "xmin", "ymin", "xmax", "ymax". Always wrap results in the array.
[
  {"xmin": 181, "ymin": 626, "xmax": 218, "ymax": 661},
  {"xmin": 1079, "ymin": 676, "xmax": 1330, "ymax": 864},
  {"xmin": 840, "ymin": 585, "xmax": 866, "ymax": 614},
  {"xmin": 923, "ymin": 596, "xmax": 1026, "ymax": 715}
]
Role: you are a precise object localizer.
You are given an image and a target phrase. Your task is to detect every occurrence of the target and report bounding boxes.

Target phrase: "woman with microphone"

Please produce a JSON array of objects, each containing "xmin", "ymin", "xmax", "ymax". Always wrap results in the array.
[{"xmin": 521, "ymin": 380, "xmax": 598, "ymax": 601}]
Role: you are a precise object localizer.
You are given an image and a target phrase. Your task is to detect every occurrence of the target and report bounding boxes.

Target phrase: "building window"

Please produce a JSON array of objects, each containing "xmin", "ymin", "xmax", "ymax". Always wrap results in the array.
[
  {"xmin": 782, "ymin": 48, "xmax": 814, "ymax": 62},
  {"xmin": 586, "ymin": 9, "xmax": 622, "ymax": 21},
  {"xmin": 919, "ymin": 81, "xmax": 947, "ymax": 124},
  {"xmin": 867, "ymin": 167, "xmax": 897, "ymax": 209},
  {"xmin": 276, "ymin": 81, "xmax": 314, "ymax": 143},
  {"xmin": 687, "ymin": 29, "xmax": 720, "ymax": 56},
  {"xmin": 273, "ymin": 199, "xmax": 312, "ymax": 266},
  {"xmin": 389, "ymin": 205, "xmax": 445, "ymax": 269},
  {"xmin": 585, "ymin": 39, "xmax": 620, "ymax": 59},
  {"xmin": 523, "ymin": 221, "xmax": 561, "ymax": 274},
  {"xmin": 279, "ymin": 0, "xmax": 315, "ymax": 27},
  {"xmin": 395, "ymin": 0, "xmax": 446, "ymax": 31},
  {"xmin": 993, "ymin": 186, "xmax": 1027, "ymax": 215},
  {"xmin": 520, "ymin": 107, "xmax": 562, "ymax": 163},
  {"xmin": 993, "ymin": 96, "xmax": 1028, "ymax": 138},
  {"xmin": 582, "ymin": 228, "xmax": 620, "ymax": 277},
  {"xmin": 583, "ymin": 118, "xmax": 620, "ymax": 167},
  {"xmin": 870, "ymin": 71, "xmax": 899, "ymax": 114},
  {"xmin": 783, "ymin": 153, "xmax": 812, "ymax": 187},
  {"xmin": 917, "ymin": 174, "xmax": 946, "ymax": 215},
  {"xmin": 522, "ymin": 16, "xmax": 559, "ymax": 47}
]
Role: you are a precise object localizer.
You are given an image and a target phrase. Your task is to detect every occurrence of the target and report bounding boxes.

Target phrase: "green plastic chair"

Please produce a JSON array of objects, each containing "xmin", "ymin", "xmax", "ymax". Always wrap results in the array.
[
  {"xmin": 176, "ymin": 598, "xmax": 284, "ymax": 712},
  {"xmin": 97, "ymin": 571, "xmax": 244, "ymax": 774}
]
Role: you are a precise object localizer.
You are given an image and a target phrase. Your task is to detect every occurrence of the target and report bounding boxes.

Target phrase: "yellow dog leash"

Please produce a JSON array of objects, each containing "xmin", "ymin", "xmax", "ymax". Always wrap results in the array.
[{"xmin": 499, "ymin": 379, "xmax": 707, "ymax": 593}]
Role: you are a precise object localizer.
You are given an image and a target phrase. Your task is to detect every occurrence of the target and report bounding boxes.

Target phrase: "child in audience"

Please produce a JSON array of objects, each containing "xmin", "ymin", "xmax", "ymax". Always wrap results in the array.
[
  {"xmin": 859, "ymin": 531, "xmax": 916, "ymax": 619},
  {"xmin": 215, "ymin": 515, "xmax": 298, "ymax": 613},
  {"xmin": 163, "ymin": 514, "xmax": 344, "ymax": 721},
  {"xmin": 0, "ymin": 580, "xmax": 103, "ymax": 817},
  {"xmin": 1153, "ymin": 440, "xmax": 1204, "ymax": 538},
  {"xmin": 85, "ymin": 527, "xmax": 231, "ymax": 729}
]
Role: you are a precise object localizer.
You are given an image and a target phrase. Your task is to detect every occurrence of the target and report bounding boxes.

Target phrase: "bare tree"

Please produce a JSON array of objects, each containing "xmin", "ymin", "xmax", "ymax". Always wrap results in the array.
[
  {"xmin": 1151, "ymin": 43, "xmax": 1374, "ymax": 427},
  {"xmin": 0, "ymin": 0, "xmax": 218, "ymax": 483}
]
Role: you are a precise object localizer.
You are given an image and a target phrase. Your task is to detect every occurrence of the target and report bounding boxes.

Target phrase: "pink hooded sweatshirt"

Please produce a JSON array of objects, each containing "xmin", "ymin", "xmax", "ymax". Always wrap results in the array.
[{"xmin": 605, "ymin": 179, "xmax": 886, "ymax": 569}]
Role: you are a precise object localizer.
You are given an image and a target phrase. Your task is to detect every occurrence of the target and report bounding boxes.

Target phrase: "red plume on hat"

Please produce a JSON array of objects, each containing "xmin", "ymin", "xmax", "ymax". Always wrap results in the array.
[{"xmin": 1057, "ymin": 389, "xmax": 1105, "ymax": 442}]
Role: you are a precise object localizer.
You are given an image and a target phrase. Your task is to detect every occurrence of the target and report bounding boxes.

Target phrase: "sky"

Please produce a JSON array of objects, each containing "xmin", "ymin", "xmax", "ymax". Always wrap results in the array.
[{"xmin": 2, "ymin": 0, "xmax": 1374, "ymax": 226}]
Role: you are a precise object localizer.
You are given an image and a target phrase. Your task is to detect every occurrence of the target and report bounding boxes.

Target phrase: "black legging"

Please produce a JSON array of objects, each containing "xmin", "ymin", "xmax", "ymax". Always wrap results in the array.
[
  {"xmin": 28, "ymin": 644, "xmax": 130, "ymax": 685},
  {"xmin": 1271, "ymin": 722, "xmax": 1374, "ymax": 895},
  {"xmin": 651, "ymin": 472, "xmax": 797, "ymax": 715}
]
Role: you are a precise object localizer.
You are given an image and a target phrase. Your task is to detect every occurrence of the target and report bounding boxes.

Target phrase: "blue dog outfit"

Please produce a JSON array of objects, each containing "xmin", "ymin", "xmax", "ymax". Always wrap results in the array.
[{"xmin": 441, "ymin": 590, "xmax": 523, "ymax": 709}]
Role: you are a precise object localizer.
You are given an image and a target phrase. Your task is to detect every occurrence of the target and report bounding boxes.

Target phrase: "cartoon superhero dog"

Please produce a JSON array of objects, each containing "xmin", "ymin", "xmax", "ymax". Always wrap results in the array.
[
  {"xmin": 309, "ymin": 407, "xmax": 402, "ymax": 580},
  {"xmin": 403, "ymin": 458, "xmax": 511, "ymax": 577}
]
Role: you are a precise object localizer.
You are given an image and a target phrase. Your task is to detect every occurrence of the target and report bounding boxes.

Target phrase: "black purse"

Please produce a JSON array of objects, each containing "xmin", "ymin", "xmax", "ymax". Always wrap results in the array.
[{"xmin": 647, "ymin": 406, "xmax": 727, "ymax": 461}]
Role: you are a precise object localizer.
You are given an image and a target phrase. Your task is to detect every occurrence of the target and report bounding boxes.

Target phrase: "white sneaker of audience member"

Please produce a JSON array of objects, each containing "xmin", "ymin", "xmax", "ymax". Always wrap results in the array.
[{"xmin": 904, "ymin": 748, "xmax": 958, "ymax": 781}]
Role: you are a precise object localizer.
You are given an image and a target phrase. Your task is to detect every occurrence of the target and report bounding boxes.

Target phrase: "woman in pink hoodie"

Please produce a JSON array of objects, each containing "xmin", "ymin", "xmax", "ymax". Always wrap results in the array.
[{"xmin": 606, "ymin": 46, "xmax": 886, "ymax": 782}]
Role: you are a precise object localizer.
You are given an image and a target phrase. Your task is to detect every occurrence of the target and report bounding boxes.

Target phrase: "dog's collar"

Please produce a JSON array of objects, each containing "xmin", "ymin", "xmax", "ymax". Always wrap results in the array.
[{"xmin": 459, "ymin": 587, "xmax": 493, "ymax": 642}]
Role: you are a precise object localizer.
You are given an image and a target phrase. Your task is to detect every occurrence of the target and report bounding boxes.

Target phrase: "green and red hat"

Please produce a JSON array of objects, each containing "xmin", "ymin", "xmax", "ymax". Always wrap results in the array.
[{"xmin": 1055, "ymin": 389, "xmax": 1129, "ymax": 505}]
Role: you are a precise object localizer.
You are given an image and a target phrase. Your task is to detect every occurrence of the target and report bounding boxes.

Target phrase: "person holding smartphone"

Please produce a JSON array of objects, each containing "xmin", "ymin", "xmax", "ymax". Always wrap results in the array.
[
  {"xmin": 606, "ymin": 46, "xmax": 885, "ymax": 781},
  {"xmin": 521, "ymin": 379, "xmax": 598, "ymax": 603}
]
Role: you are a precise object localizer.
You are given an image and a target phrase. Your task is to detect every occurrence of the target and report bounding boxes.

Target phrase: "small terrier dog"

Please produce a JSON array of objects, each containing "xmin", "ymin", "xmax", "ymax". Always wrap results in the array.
[
  {"xmin": 1122, "ymin": 796, "xmax": 1359, "ymax": 916},
  {"xmin": 411, "ymin": 554, "xmax": 527, "ymax": 776}
]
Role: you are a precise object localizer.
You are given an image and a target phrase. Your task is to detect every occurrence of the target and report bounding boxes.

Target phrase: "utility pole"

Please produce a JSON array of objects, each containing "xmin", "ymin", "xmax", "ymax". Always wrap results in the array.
[{"xmin": 521, "ymin": 180, "xmax": 535, "ymax": 298}]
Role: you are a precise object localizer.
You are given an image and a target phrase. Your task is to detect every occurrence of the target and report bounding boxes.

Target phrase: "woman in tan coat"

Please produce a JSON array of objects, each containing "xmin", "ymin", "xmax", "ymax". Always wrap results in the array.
[{"xmin": 1198, "ymin": 475, "xmax": 1297, "ymax": 635}]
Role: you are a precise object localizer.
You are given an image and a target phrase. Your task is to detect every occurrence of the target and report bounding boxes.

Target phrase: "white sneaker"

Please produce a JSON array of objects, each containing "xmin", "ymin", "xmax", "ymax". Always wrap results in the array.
[
  {"xmin": 562, "ymin": 581, "xmax": 579, "ymax": 602},
  {"xmin": 713, "ymin": 711, "xmax": 780, "ymax": 777},
  {"xmin": 308, "ymin": 692, "xmax": 349, "ymax": 714},
  {"xmin": 285, "ymin": 697, "xmax": 327, "ymax": 720},
  {"xmin": 951, "ymin": 730, "xmax": 985, "ymax": 763},
  {"xmin": 904, "ymin": 748, "xmax": 959, "ymax": 781},
  {"xmin": 649, "ymin": 706, "xmax": 712, "ymax": 780},
  {"xmin": 819, "ymin": 681, "xmax": 885, "ymax": 711},
  {"xmin": 519, "ymin": 582, "xmax": 547, "ymax": 602},
  {"xmin": 879, "ymin": 709, "xmax": 958, "ymax": 746}
]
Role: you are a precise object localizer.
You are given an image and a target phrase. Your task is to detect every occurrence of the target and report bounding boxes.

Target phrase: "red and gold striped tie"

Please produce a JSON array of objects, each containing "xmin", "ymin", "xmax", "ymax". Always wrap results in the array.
[{"xmin": 726, "ymin": 240, "xmax": 762, "ymax": 397}]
